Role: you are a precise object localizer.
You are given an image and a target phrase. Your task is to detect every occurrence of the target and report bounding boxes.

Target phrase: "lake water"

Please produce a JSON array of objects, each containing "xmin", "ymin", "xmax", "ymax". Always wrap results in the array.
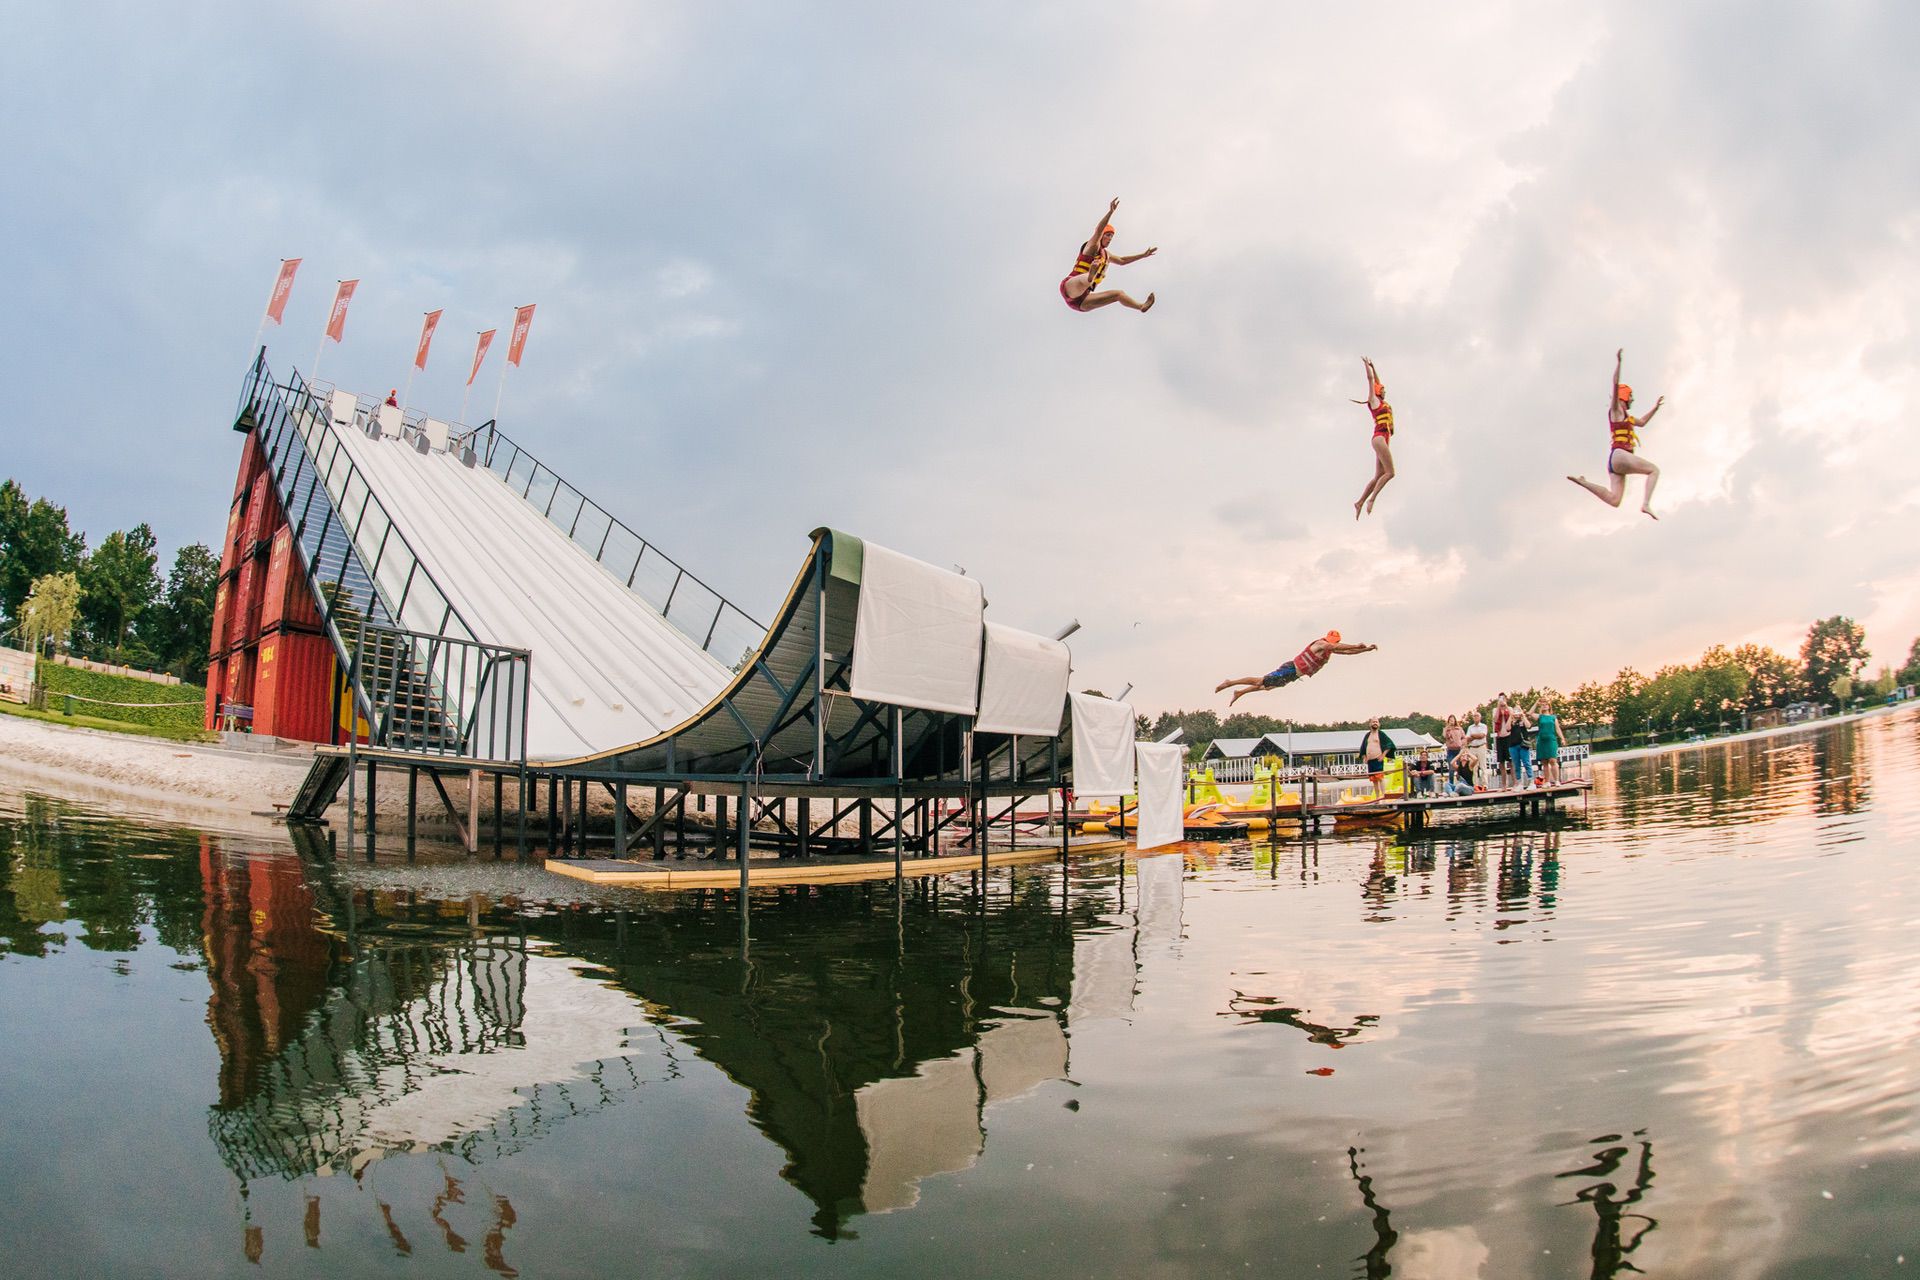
[{"xmin": 2, "ymin": 709, "xmax": 1917, "ymax": 1278}]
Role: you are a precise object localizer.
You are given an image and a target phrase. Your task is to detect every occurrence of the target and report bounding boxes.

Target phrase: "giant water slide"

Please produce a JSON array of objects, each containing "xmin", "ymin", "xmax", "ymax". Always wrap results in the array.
[{"xmin": 240, "ymin": 361, "xmax": 1122, "ymax": 798}]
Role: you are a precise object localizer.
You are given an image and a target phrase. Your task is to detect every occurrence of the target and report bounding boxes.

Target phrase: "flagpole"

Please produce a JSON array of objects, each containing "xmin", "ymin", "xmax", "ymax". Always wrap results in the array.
[
  {"xmin": 249, "ymin": 263, "xmax": 281, "ymax": 364},
  {"xmin": 492, "ymin": 359, "xmax": 510, "ymax": 425}
]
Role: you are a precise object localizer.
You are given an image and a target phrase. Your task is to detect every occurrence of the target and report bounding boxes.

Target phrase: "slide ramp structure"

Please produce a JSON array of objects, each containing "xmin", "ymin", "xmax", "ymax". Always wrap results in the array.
[{"xmin": 226, "ymin": 355, "xmax": 1110, "ymax": 849}]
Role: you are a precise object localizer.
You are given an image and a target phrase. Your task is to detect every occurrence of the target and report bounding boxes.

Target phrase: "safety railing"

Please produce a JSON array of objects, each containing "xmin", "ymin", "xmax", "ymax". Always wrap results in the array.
[
  {"xmin": 242, "ymin": 358, "xmax": 520, "ymax": 759},
  {"xmin": 461, "ymin": 420, "xmax": 766, "ymax": 671},
  {"xmin": 351, "ymin": 616, "xmax": 529, "ymax": 762}
]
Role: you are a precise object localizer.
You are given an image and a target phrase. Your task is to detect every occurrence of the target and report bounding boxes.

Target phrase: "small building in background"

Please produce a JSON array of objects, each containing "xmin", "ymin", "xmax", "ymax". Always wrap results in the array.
[{"xmin": 1201, "ymin": 727, "xmax": 1443, "ymax": 771}]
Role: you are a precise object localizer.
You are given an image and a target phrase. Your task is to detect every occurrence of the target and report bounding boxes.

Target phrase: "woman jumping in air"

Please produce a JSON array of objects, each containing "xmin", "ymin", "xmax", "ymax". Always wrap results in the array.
[
  {"xmin": 1569, "ymin": 348, "xmax": 1664, "ymax": 519},
  {"xmin": 1352, "ymin": 357, "xmax": 1395, "ymax": 519},
  {"xmin": 1059, "ymin": 197, "xmax": 1157, "ymax": 314},
  {"xmin": 1214, "ymin": 631, "xmax": 1379, "ymax": 707}
]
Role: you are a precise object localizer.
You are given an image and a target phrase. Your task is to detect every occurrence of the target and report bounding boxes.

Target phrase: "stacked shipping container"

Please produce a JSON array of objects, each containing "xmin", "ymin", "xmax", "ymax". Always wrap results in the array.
[{"xmin": 205, "ymin": 431, "xmax": 342, "ymax": 743}]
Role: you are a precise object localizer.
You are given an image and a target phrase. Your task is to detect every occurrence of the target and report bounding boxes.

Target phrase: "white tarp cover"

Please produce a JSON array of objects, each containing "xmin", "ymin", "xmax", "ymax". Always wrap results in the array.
[
  {"xmin": 1068, "ymin": 692, "xmax": 1136, "ymax": 797},
  {"xmin": 848, "ymin": 542, "xmax": 984, "ymax": 716},
  {"xmin": 974, "ymin": 623, "xmax": 1070, "ymax": 736},
  {"xmin": 376, "ymin": 404, "xmax": 403, "ymax": 437},
  {"xmin": 1134, "ymin": 741, "xmax": 1186, "ymax": 850}
]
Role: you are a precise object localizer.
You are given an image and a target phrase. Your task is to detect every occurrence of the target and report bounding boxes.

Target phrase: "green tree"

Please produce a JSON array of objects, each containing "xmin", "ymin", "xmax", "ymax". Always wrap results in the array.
[
  {"xmin": 1564, "ymin": 680, "xmax": 1612, "ymax": 738},
  {"xmin": 1801, "ymin": 616, "xmax": 1868, "ymax": 702},
  {"xmin": 0, "ymin": 480, "xmax": 87, "ymax": 632},
  {"xmin": 1607, "ymin": 667, "xmax": 1650, "ymax": 736},
  {"xmin": 1693, "ymin": 646, "xmax": 1751, "ymax": 727},
  {"xmin": 20, "ymin": 571, "xmax": 82, "ymax": 655},
  {"xmin": 142, "ymin": 542, "xmax": 219, "ymax": 682},
  {"xmin": 1897, "ymin": 637, "xmax": 1920, "ymax": 687},
  {"xmin": 1830, "ymin": 675, "xmax": 1854, "ymax": 706},
  {"xmin": 78, "ymin": 524, "xmax": 160, "ymax": 657},
  {"xmin": 1731, "ymin": 643, "xmax": 1802, "ymax": 711}
]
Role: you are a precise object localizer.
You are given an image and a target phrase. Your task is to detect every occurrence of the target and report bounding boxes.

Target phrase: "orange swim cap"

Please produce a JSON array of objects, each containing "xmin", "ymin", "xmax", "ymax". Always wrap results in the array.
[
  {"xmin": 1617, "ymin": 384, "xmax": 1633, "ymax": 403},
  {"xmin": 1325, "ymin": 630, "xmax": 1342, "ymax": 644},
  {"xmin": 1371, "ymin": 381, "xmax": 1385, "ymax": 399}
]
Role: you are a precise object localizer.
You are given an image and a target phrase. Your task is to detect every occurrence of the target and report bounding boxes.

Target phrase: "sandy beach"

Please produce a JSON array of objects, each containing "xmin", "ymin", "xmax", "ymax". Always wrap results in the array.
[{"xmin": 0, "ymin": 713, "xmax": 313, "ymax": 830}]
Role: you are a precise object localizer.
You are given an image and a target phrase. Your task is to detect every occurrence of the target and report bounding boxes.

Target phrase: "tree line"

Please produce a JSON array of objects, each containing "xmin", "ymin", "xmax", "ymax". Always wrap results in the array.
[
  {"xmin": 0, "ymin": 479, "xmax": 218, "ymax": 684},
  {"xmin": 1147, "ymin": 616, "xmax": 1920, "ymax": 755}
]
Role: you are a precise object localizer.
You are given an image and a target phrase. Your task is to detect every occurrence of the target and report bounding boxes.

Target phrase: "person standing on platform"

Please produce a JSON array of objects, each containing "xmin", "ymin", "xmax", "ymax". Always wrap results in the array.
[
  {"xmin": 1492, "ymin": 695, "xmax": 1516, "ymax": 789},
  {"xmin": 1569, "ymin": 348, "xmax": 1665, "ymax": 519},
  {"xmin": 1442, "ymin": 715, "xmax": 1465, "ymax": 771},
  {"xmin": 1534, "ymin": 700, "xmax": 1564, "ymax": 786},
  {"xmin": 1059, "ymin": 197, "xmax": 1158, "ymax": 315},
  {"xmin": 1464, "ymin": 711, "xmax": 1489, "ymax": 788},
  {"xmin": 1508, "ymin": 706, "xmax": 1536, "ymax": 790},
  {"xmin": 1360, "ymin": 717, "xmax": 1396, "ymax": 799}
]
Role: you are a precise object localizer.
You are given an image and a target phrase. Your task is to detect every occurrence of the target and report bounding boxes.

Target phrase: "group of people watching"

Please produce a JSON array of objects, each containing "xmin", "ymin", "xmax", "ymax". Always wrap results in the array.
[{"xmin": 1406, "ymin": 695, "xmax": 1566, "ymax": 797}]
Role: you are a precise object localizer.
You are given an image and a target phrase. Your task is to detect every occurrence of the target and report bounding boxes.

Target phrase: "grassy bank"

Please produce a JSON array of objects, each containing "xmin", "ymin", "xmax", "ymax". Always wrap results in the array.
[
  {"xmin": 26, "ymin": 661, "xmax": 210, "ymax": 739},
  {"xmin": 0, "ymin": 696, "xmax": 215, "ymax": 744}
]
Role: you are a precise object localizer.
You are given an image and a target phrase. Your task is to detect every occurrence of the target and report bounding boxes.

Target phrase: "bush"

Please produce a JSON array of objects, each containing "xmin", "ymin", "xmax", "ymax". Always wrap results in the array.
[{"xmin": 34, "ymin": 661, "xmax": 205, "ymax": 734}]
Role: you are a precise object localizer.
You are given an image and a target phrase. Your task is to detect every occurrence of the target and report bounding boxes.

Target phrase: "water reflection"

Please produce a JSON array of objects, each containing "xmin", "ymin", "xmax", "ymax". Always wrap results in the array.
[{"xmin": 2, "ymin": 708, "xmax": 1917, "ymax": 1276}]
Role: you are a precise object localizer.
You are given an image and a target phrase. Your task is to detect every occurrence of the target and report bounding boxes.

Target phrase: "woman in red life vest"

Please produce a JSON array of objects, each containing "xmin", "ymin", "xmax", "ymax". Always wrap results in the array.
[
  {"xmin": 1059, "ymin": 197, "xmax": 1157, "ymax": 314},
  {"xmin": 1352, "ymin": 357, "xmax": 1396, "ymax": 519},
  {"xmin": 1215, "ymin": 630, "xmax": 1379, "ymax": 707},
  {"xmin": 1569, "ymin": 348, "xmax": 1665, "ymax": 519}
]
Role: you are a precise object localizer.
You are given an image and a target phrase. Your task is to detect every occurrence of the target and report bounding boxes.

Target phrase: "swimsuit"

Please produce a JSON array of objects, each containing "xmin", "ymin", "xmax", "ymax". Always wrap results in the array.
[{"xmin": 1371, "ymin": 401, "xmax": 1394, "ymax": 441}]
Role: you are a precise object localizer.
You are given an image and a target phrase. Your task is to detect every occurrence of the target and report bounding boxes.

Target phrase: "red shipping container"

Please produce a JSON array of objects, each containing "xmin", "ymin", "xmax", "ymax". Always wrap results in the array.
[
  {"xmin": 260, "ymin": 527, "xmax": 323, "ymax": 635},
  {"xmin": 209, "ymin": 578, "xmax": 231, "ymax": 659},
  {"xmin": 218, "ymin": 504, "xmax": 243, "ymax": 579},
  {"xmin": 232, "ymin": 432, "xmax": 266, "ymax": 503},
  {"xmin": 225, "ymin": 647, "xmax": 256, "ymax": 719},
  {"xmin": 204, "ymin": 654, "xmax": 226, "ymax": 732},
  {"xmin": 253, "ymin": 630, "xmax": 337, "ymax": 743},
  {"xmin": 230, "ymin": 556, "xmax": 260, "ymax": 652},
  {"xmin": 244, "ymin": 471, "xmax": 279, "ymax": 549}
]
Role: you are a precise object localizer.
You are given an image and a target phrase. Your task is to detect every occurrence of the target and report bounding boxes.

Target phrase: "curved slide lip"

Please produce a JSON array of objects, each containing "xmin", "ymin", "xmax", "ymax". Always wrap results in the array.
[{"xmin": 530, "ymin": 527, "xmax": 845, "ymax": 769}]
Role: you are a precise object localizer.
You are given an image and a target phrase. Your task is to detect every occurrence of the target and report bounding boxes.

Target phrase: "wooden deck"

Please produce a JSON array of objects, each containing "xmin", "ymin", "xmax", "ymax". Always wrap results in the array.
[{"xmin": 1309, "ymin": 779, "xmax": 1592, "ymax": 828}]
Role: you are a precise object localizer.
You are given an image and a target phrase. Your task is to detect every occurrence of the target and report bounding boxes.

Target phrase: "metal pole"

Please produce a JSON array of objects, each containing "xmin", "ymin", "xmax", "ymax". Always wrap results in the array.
[
  {"xmin": 406, "ymin": 765, "xmax": 417, "ymax": 858},
  {"xmin": 615, "ymin": 782, "xmax": 628, "ymax": 857},
  {"xmin": 364, "ymin": 760, "xmax": 377, "ymax": 861},
  {"xmin": 738, "ymin": 780, "xmax": 751, "ymax": 890}
]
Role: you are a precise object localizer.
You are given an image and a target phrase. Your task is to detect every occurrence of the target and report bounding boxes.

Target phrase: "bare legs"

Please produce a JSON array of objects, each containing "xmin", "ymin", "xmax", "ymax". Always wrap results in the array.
[
  {"xmin": 1569, "ymin": 451, "xmax": 1660, "ymax": 519},
  {"xmin": 1064, "ymin": 275, "xmax": 1155, "ymax": 312},
  {"xmin": 1214, "ymin": 675, "xmax": 1271, "ymax": 707},
  {"xmin": 1354, "ymin": 435, "xmax": 1395, "ymax": 519}
]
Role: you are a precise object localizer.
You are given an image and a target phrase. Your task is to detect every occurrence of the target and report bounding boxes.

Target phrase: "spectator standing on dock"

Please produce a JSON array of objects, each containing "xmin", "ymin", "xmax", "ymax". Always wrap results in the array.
[
  {"xmin": 1464, "ymin": 711, "xmax": 1489, "ymax": 787},
  {"xmin": 1534, "ymin": 700, "xmax": 1564, "ymax": 786},
  {"xmin": 1059, "ymin": 197, "xmax": 1157, "ymax": 315},
  {"xmin": 1492, "ymin": 695, "xmax": 1516, "ymax": 789},
  {"xmin": 1442, "ymin": 715, "xmax": 1465, "ymax": 771},
  {"xmin": 1508, "ymin": 706, "xmax": 1536, "ymax": 790},
  {"xmin": 1352, "ymin": 357, "xmax": 1396, "ymax": 519},
  {"xmin": 1215, "ymin": 631, "xmax": 1380, "ymax": 706},
  {"xmin": 1569, "ymin": 347, "xmax": 1665, "ymax": 520},
  {"xmin": 1360, "ymin": 717, "xmax": 1395, "ymax": 798}
]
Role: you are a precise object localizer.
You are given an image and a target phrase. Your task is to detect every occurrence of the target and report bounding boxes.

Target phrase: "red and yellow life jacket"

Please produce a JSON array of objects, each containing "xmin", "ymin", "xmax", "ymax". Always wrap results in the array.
[
  {"xmin": 1293, "ymin": 641, "xmax": 1327, "ymax": 676},
  {"xmin": 1609, "ymin": 413, "xmax": 1637, "ymax": 452},
  {"xmin": 1372, "ymin": 401, "xmax": 1395, "ymax": 437},
  {"xmin": 1071, "ymin": 245, "xmax": 1109, "ymax": 289}
]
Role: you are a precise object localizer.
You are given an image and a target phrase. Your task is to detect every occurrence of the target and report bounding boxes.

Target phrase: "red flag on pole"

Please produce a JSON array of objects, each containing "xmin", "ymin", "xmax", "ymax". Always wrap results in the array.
[
  {"xmin": 266, "ymin": 259, "xmax": 302, "ymax": 324},
  {"xmin": 325, "ymin": 280, "xmax": 359, "ymax": 343},
  {"xmin": 506, "ymin": 304, "xmax": 536, "ymax": 367},
  {"xmin": 414, "ymin": 309, "xmax": 444, "ymax": 370},
  {"xmin": 468, "ymin": 329, "xmax": 497, "ymax": 386}
]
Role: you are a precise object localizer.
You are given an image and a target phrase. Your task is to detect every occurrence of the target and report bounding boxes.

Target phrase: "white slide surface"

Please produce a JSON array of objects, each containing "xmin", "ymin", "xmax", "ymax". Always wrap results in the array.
[{"xmin": 310, "ymin": 409, "xmax": 734, "ymax": 760}]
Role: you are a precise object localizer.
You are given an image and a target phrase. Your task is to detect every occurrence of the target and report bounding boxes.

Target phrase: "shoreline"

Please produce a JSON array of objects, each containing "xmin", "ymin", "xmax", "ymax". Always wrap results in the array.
[
  {"xmin": 0, "ymin": 712, "xmax": 313, "ymax": 833},
  {"xmin": 1589, "ymin": 701, "xmax": 1914, "ymax": 766}
]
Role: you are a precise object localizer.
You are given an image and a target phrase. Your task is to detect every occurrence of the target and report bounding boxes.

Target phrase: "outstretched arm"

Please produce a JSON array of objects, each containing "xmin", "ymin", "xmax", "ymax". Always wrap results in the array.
[
  {"xmin": 1363, "ymin": 357, "xmax": 1382, "ymax": 408},
  {"xmin": 1332, "ymin": 642, "xmax": 1378, "ymax": 655},
  {"xmin": 1637, "ymin": 394, "xmax": 1666, "ymax": 426},
  {"xmin": 1088, "ymin": 197, "xmax": 1119, "ymax": 251},
  {"xmin": 1111, "ymin": 246, "xmax": 1158, "ymax": 265},
  {"xmin": 1612, "ymin": 348, "xmax": 1624, "ymax": 409}
]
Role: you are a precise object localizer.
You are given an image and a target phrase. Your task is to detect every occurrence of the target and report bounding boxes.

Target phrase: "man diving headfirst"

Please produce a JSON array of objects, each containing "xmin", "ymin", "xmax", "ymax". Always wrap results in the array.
[
  {"xmin": 1059, "ymin": 197, "xmax": 1157, "ymax": 314},
  {"xmin": 1214, "ymin": 631, "xmax": 1379, "ymax": 706}
]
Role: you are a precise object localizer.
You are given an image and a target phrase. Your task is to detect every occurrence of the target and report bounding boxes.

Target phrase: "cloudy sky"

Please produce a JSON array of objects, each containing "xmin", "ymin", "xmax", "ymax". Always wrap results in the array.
[{"xmin": 4, "ymin": 1, "xmax": 1916, "ymax": 720}]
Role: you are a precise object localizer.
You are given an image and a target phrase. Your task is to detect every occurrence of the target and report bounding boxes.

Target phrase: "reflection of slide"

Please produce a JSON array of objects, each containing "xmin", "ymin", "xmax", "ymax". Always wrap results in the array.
[{"xmin": 854, "ymin": 1013, "xmax": 1068, "ymax": 1213}]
